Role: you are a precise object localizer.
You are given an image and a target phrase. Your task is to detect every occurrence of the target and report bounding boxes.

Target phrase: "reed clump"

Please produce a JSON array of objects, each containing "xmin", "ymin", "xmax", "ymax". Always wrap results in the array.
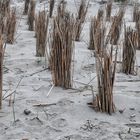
[
  {"xmin": 36, "ymin": 11, "xmax": 49, "ymax": 57},
  {"xmin": 49, "ymin": 0, "xmax": 55, "ymax": 18},
  {"xmin": 23, "ymin": 0, "xmax": 30, "ymax": 15},
  {"xmin": 6, "ymin": 9, "xmax": 17, "ymax": 44},
  {"xmin": 28, "ymin": 0, "xmax": 35, "ymax": 31},
  {"xmin": 49, "ymin": 14, "xmax": 75, "ymax": 89},
  {"xmin": 106, "ymin": 0, "xmax": 112, "ymax": 21},
  {"xmin": 0, "ymin": 33, "xmax": 3, "ymax": 109},
  {"xmin": 0, "ymin": 0, "xmax": 10, "ymax": 17},
  {"xmin": 122, "ymin": 27, "xmax": 137, "ymax": 75}
]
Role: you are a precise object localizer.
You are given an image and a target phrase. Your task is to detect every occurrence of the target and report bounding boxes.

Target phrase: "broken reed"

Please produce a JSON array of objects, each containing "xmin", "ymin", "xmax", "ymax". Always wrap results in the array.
[
  {"xmin": 74, "ymin": 0, "xmax": 89, "ymax": 41},
  {"xmin": 89, "ymin": 8, "xmax": 103, "ymax": 50},
  {"xmin": 106, "ymin": 1, "xmax": 112, "ymax": 21},
  {"xmin": 0, "ymin": 33, "xmax": 3, "ymax": 109},
  {"xmin": 28, "ymin": 0, "xmax": 35, "ymax": 31},
  {"xmin": 110, "ymin": 8, "xmax": 124, "ymax": 45},
  {"xmin": 50, "ymin": 15, "xmax": 74, "ymax": 89},
  {"xmin": 36, "ymin": 11, "xmax": 49, "ymax": 57},
  {"xmin": 0, "ymin": 0, "xmax": 10, "ymax": 17},
  {"xmin": 23, "ymin": 0, "xmax": 30, "ymax": 15},
  {"xmin": 49, "ymin": 0, "xmax": 55, "ymax": 18},
  {"xmin": 122, "ymin": 27, "xmax": 137, "ymax": 75},
  {"xmin": 6, "ymin": 9, "xmax": 17, "ymax": 44}
]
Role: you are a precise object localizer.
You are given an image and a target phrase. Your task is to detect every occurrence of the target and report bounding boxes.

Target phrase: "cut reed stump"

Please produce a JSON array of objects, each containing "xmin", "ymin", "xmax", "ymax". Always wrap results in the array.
[
  {"xmin": 122, "ymin": 27, "xmax": 137, "ymax": 75},
  {"xmin": 49, "ymin": 0, "xmax": 55, "ymax": 18},
  {"xmin": 23, "ymin": 0, "xmax": 30, "ymax": 15},
  {"xmin": 0, "ymin": 33, "xmax": 3, "ymax": 109},
  {"xmin": 6, "ymin": 9, "xmax": 17, "ymax": 44},
  {"xmin": 28, "ymin": 0, "xmax": 35, "ymax": 31},
  {"xmin": 50, "ymin": 15, "xmax": 74, "ymax": 89},
  {"xmin": 36, "ymin": 11, "xmax": 49, "ymax": 57}
]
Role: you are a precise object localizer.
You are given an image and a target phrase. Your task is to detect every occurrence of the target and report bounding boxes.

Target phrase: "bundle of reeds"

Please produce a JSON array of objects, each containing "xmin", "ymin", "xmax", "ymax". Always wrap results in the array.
[
  {"xmin": 0, "ymin": 0, "xmax": 10, "ymax": 17},
  {"xmin": 94, "ymin": 46, "xmax": 117, "ymax": 114},
  {"xmin": 49, "ymin": 14, "xmax": 74, "ymax": 89},
  {"xmin": 106, "ymin": 0, "xmax": 112, "ymax": 21},
  {"xmin": 36, "ymin": 11, "xmax": 49, "ymax": 57},
  {"xmin": 122, "ymin": 27, "xmax": 137, "ymax": 75},
  {"xmin": 110, "ymin": 7, "xmax": 125, "ymax": 45},
  {"xmin": 23, "ymin": 0, "xmax": 30, "ymax": 15},
  {"xmin": 0, "ymin": 33, "xmax": 3, "ymax": 109},
  {"xmin": 74, "ymin": 0, "xmax": 89, "ymax": 41},
  {"xmin": 49, "ymin": 0, "xmax": 55, "ymax": 18},
  {"xmin": 28, "ymin": 0, "xmax": 35, "ymax": 31},
  {"xmin": 6, "ymin": 9, "xmax": 17, "ymax": 44}
]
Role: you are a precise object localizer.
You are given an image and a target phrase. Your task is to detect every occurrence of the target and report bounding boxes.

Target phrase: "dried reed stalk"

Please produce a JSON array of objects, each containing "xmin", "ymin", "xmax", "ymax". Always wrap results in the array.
[
  {"xmin": 23, "ymin": 0, "xmax": 30, "ymax": 15},
  {"xmin": 28, "ymin": 0, "xmax": 35, "ymax": 31},
  {"xmin": 6, "ymin": 9, "xmax": 17, "ymax": 44},
  {"xmin": 74, "ymin": 0, "xmax": 89, "ymax": 41},
  {"xmin": 97, "ymin": 8, "xmax": 104, "ymax": 21},
  {"xmin": 0, "ymin": 33, "xmax": 3, "ymax": 109},
  {"xmin": 122, "ymin": 27, "xmax": 137, "ymax": 75},
  {"xmin": 136, "ymin": 20, "xmax": 140, "ymax": 49},
  {"xmin": 50, "ymin": 15, "xmax": 74, "ymax": 89},
  {"xmin": 106, "ymin": 0, "xmax": 112, "ymax": 21},
  {"xmin": 49, "ymin": 0, "xmax": 55, "ymax": 18},
  {"xmin": 36, "ymin": 11, "xmax": 49, "ymax": 57},
  {"xmin": 110, "ymin": 7, "xmax": 124, "ymax": 45}
]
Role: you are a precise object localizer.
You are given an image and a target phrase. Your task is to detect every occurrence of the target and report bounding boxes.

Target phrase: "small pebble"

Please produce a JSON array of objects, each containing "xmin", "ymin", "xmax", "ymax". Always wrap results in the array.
[{"xmin": 24, "ymin": 109, "xmax": 31, "ymax": 115}]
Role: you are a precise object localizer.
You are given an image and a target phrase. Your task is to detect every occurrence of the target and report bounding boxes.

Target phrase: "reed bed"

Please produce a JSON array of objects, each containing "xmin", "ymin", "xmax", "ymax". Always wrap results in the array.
[
  {"xmin": 110, "ymin": 7, "xmax": 124, "ymax": 45},
  {"xmin": 49, "ymin": 15, "xmax": 75, "ymax": 89},
  {"xmin": 74, "ymin": 0, "xmax": 89, "ymax": 41},
  {"xmin": 106, "ymin": 1, "xmax": 112, "ymax": 21},
  {"xmin": 0, "ymin": 33, "xmax": 3, "ymax": 109},
  {"xmin": 122, "ymin": 27, "xmax": 137, "ymax": 75},
  {"xmin": 23, "ymin": 0, "xmax": 30, "ymax": 15},
  {"xmin": 28, "ymin": 0, "xmax": 35, "ymax": 31},
  {"xmin": 36, "ymin": 11, "xmax": 49, "ymax": 57},
  {"xmin": 6, "ymin": 9, "xmax": 17, "ymax": 44},
  {"xmin": 49, "ymin": 0, "xmax": 55, "ymax": 18}
]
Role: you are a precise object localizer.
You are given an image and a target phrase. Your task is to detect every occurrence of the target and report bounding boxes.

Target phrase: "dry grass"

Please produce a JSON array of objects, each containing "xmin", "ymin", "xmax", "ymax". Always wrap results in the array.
[
  {"xmin": 49, "ymin": 0, "xmax": 55, "ymax": 18},
  {"xmin": 23, "ymin": 0, "xmax": 30, "ymax": 15},
  {"xmin": 49, "ymin": 14, "xmax": 75, "ymax": 89},
  {"xmin": 28, "ymin": 0, "xmax": 35, "ymax": 31},
  {"xmin": 6, "ymin": 9, "xmax": 17, "ymax": 44},
  {"xmin": 122, "ymin": 27, "xmax": 137, "ymax": 75},
  {"xmin": 0, "ymin": 33, "xmax": 3, "ymax": 109},
  {"xmin": 36, "ymin": 11, "xmax": 49, "ymax": 57}
]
